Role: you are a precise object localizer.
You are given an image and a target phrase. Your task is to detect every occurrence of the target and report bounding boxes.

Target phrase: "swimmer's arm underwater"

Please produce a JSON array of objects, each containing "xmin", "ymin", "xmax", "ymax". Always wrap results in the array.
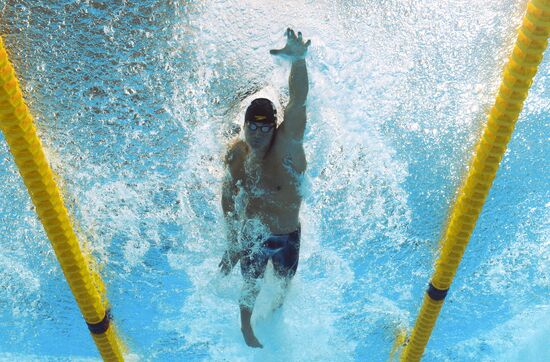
[
  {"xmin": 219, "ymin": 147, "xmax": 242, "ymax": 275},
  {"xmin": 220, "ymin": 184, "xmax": 240, "ymax": 275}
]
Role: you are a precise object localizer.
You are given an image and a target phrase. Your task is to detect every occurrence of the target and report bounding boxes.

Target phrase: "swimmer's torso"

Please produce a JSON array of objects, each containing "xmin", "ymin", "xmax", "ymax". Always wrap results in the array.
[{"xmin": 227, "ymin": 138, "xmax": 306, "ymax": 234}]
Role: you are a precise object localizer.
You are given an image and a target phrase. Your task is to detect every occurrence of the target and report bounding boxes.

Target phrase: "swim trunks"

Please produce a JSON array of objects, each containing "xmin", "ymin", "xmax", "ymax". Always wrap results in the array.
[{"xmin": 240, "ymin": 226, "xmax": 301, "ymax": 280}]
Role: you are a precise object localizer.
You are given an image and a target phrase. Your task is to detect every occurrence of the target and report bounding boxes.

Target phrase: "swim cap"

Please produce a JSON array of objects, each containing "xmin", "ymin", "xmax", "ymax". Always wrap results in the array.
[{"xmin": 245, "ymin": 98, "xmax": 277, "ymax": 124}]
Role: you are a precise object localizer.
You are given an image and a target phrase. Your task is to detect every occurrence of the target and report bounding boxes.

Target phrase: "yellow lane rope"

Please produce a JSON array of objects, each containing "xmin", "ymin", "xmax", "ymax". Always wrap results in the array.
[
  {"xmin": 400, "ymin": 0, "xmax": 549, "ymax": 360},
  {"xmin": 0, "ymin": 36, "xmax": 124, "ymax": 361}
]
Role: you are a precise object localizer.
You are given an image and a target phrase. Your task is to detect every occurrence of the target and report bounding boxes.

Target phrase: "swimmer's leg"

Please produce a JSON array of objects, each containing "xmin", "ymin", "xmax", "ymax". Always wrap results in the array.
[
  {"xmin": 272, "ymin": 231, "xmax": 300, "ymax": 310},
  {"xmin": 239, "ymin": 279, "xmax": 263, "ymax": 348},
  {"xmin": 272, "ymin": 276, "xmax": 292, "ymax": 311},
  {"xmin": 239, "ymin": 252, "xmax": 267, "ymax": 348}
]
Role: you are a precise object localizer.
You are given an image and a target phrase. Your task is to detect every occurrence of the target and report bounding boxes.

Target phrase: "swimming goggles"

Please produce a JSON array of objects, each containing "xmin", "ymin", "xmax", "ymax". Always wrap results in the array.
[{"xmin": 247, "ymin": 122, "xmax": 275, "ymax": 133}]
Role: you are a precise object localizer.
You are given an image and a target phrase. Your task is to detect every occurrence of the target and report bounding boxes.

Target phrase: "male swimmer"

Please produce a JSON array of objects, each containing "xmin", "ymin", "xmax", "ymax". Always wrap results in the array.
[{"xmin": 219, "ymin": 28, "xmax": 311, "ymax": 348}]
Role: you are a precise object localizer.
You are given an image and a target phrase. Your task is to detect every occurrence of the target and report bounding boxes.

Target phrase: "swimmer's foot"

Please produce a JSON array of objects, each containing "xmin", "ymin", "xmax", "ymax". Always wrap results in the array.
[{"xmin": 241, "ymin": 326, "xmax": 263, "ymax": 348}]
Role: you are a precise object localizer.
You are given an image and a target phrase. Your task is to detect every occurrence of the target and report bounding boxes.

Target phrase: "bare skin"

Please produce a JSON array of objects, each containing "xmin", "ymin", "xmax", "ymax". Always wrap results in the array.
[{"xmin": 219, "ymin": 28, "xmax": 310, "ymax": 348}]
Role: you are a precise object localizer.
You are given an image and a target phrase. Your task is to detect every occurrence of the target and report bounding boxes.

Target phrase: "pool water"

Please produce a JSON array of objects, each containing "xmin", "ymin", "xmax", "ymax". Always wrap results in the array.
[{"xmin": 0, "ymin": 1, "xmax": 548, "ymax": 361}]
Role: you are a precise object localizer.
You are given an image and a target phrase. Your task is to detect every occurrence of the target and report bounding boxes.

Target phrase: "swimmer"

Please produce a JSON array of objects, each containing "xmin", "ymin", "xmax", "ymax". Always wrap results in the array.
[{"xmin": 219, "ymin": 28, "xmax": 311, "ymax": 348}]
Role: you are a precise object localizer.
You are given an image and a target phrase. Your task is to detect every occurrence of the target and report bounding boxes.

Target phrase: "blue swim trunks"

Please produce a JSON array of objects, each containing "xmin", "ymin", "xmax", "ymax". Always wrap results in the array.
[{"xmin": 240, "ymin": 226, "xmax": 301, "ymax": 280}]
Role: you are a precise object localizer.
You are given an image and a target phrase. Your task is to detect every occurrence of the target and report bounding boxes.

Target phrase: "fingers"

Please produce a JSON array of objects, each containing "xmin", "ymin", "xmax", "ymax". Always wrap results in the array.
[
  {"xmin": 286, "ymin": 28, "xmax": 310, "ymax": 47},
  {"xmin": 299, "ymin": 32, "xmax": 311, "ymax": 48},
  {"xmin": 290, "ymin": 29, "xmax": 296, "ymax": 40},
  {"xmin": 286, "ymin": 27, "xmax": 297, "ymax": 40},
  {"xmin": 270, "ymin": 49, "xmax": 281, "ymax": 55}
]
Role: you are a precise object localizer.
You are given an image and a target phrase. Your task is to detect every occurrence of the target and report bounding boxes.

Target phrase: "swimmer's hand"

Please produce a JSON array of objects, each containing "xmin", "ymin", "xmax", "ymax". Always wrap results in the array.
[
  {"xmin": 219, "ymin": 249, "xmax": 241, "ymax": 276},
  {"xmin": 270, "ymin": 28, "xmax": 311, "ymax": 60}
]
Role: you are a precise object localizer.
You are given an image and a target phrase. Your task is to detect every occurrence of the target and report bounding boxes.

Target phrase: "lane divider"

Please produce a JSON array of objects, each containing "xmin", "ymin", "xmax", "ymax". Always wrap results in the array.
[
  {"xmin": 399, "ymin": 1, "xmax": 549, "ymax": 360},
  {"xmin": 0, "ymin": 36, "xmax": 125, "ymax": 361}
]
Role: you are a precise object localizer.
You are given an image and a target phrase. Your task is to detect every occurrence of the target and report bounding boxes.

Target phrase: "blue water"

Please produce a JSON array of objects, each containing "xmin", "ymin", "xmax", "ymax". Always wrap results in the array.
[{"xmin": 0, "ymin": 1, "xmax": 548, "ymax": 361}]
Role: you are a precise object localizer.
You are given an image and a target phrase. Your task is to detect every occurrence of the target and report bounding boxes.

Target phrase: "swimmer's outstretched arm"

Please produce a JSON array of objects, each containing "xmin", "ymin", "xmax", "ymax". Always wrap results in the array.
[
  {"xmin": 271, "ymin": 28, "xmax": 311, "ymax": 141},
  {"xmin": 289, "ymin": 58, "xmax": 309, "ymax": 107}
]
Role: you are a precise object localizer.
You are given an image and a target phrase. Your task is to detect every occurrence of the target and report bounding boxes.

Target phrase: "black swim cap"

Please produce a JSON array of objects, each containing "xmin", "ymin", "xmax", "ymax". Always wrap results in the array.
[{"xmin": 245, "ymin": 98, "xmax": 277, "ymax": 124}]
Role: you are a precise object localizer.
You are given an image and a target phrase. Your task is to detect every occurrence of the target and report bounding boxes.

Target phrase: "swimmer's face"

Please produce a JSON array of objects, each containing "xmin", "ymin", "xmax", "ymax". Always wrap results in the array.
[{"xmin": 244, "ymin": 121, "xmax": 275, "ymax": 151}]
